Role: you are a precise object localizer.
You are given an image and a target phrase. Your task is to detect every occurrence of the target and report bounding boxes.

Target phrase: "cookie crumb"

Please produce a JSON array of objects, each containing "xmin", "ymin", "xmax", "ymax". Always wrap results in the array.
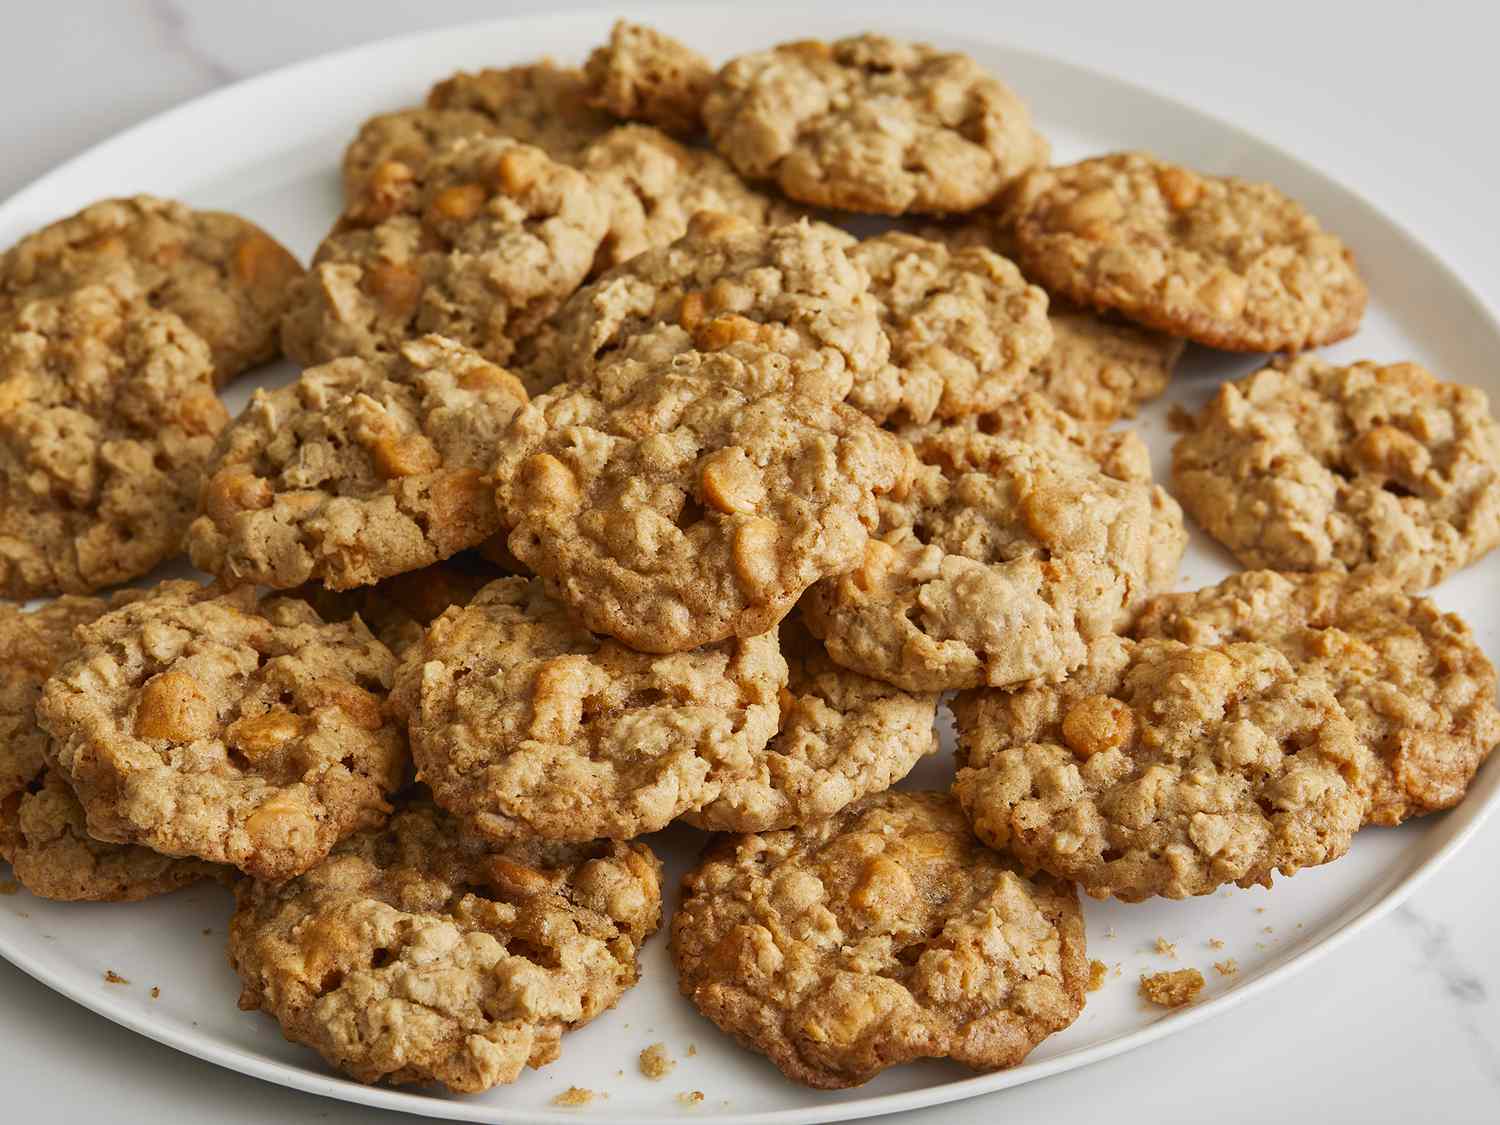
[
  {"xmin": 677, "ymin": 1091, "xmax": 705, "ymax": 1106},
  {"xmin": 103, "ymin": 970, "xmax": 128, "ymax": 985},
  {"xmin": 201, "ymin": 928, "xmax": 212, "ymax": 936},
  {"xmin": 552, "ymin": 1087, "xmax": 600, "ymax": 1107},
  {"xmin": 1154, "ymin": 937, "xmax": 1177, "ymax": 958},
  {"xmin": 0, "ymin": 879, "xmax": 19, "ymax": 895},
  {"xmin": 1139, "ymin": 968, "xmax": 1204, "ymax": 1009},
  {"xmin": 149, "ymin": 986, "xmax": 161, "ymax": 999},
  {"xmin": 1208, "ymin": 937, "xmax": 1225, "ymax": 950},
  {"xmin": 639, "ymin": 1042, "xmax": 675, "ymax": 1079},
  {"xmin": 1255, "ymin": 907, "xmax": 1266, "ymax": 914},
  {"xmin": 1087, "ymin": 960, "xmax": 1109, "ymax": 992},
  {"xmin": 1104, "ymin": 926, "xmax": 1116, "ymax": 939},
  {"xmin": 1214, "ymin": 959, "xmax": 1239, "ymax": 977},
  {"xmin": 686, "ymin": 1044, "xmax": 698, "ymax": 1057},
  {"xmin": 1263, "ymin": 925, "xmax": 1274, "ymax": 934}
]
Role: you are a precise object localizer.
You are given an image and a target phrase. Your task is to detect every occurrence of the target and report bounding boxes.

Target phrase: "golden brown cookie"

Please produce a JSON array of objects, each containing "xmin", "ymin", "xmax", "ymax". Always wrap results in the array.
[
  {"xmin": 190, "ymin": 335, "xmax": 527, "ymax": 592},
  {"xmin": 0, "ymin": 195, "xmax": 302, "ymax": 386},
  {"xmin": 1006, "ymin": 152, "xmax": 1366, "ymax": 352},
  {"xmin": 584, "ymin": 21, "xmax": 715, "ymax": 138},
  {"xmin": 0, "ymin": 281, "xmax": 228, "ymax": 599},
  {"xmin": 340, "ymin": 107, "xmax": 501, "ymax": 224},
  {"xmin": 229, "ymin": 798, "xmax": 662, "ymax": 1092},
  {"xmin": 1171, "ymin": 357, "xmax": 1500, "ymax": 592},
  {"xmin": 426, "ymin": 61, "xmax": 616, "ymax": 161},
  {"xmin": 392, "ymin": 577, "xmax": 787, "ymax": 840},
  {"xmin": 704, "ymin": 35, "xmax": 1047, "ymax": 215},
  {"xmin": 671, "ymin": 791, "xmax": 1087, "ymax": 1088},
  {"xmin": 37, "ymin": 581, "xmax": 407, "ymax": 880},
  {"xmin": 1133, "ymin": 570, "xmax": 1500, "ymax": 826},
  {"xmin": 1025, "ymin": 306, "xmax": 1182, "ymax": 425}
]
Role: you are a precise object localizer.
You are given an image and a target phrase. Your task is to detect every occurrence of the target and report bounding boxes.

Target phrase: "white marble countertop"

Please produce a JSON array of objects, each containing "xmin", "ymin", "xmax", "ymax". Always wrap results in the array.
[{"xmin": 2, "ymin": 2, "xmax": 1497, "ymax": 1122}]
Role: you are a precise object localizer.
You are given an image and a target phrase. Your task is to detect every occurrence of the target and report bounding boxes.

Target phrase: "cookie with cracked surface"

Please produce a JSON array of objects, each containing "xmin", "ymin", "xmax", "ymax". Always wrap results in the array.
[
  {"xmin": 1171, "ymin": 357, "xmax": 1500, "ymax": 592},
  {"xmin": 684, "ymin": 618, "xmax": 939, "ymax": 833},
  {"xmin": 704, "ymin": 35, "xmax": 1047, "ymax": 216},
  {"xmin": 37, "ymin": 581, "xmax": 408, "ymax": 880},
  {"xmin": 803, "ymin": 394, "xmax": 1186, "ymax": 692},
  {"xmin": 1006, "ymin": 152, "xmax": 1367, "ymax": 352},
  {"xmin": 282, "ymin": 135, "xmax": 609, "ymax": 369},
  {"xmin": 952, "ymin": 633, "xmax": 1372, "ymax": 901},
  {"xmin": 0, "ymin": 195, "xmax": 301, "ymax": 387},
  {"xmin": 190, "ymin": 335, "xmax": 528, "ymax": 591},
  {"xmin": 340, "ymin": 108, "xmax": 501, "ymax": 224},
  {"xmin": 393, "ymin": 577, "xmax": 786, "ymax": 840},
  {"xmin": 494, "ymin": 351, "xmax": 910, "ymax": 653},
  {"xmin": 426, "ymin": 62, "xmax": 616, "ymax": 162},
  {"xmin": 671, "ymin": 790, "xmax": 1086, "ymax": 1088},
  {"xmin": 228, "ymin": 798, "xmax": 662, "ymax": 1092},
  {"xmin": 0, "ymin": 282, "xmax": 228, "ymax": 599},
  {"xmin": 1025, "ymin": 306, "xmax": 1182, "ymax": 425},
  {"xmin": 584, "ymin": 21, "xmax": 715, "ymax": 138},
  {"xmin": 1134, "ymin": 570, "xmax": 1500, "ymax": 825}
]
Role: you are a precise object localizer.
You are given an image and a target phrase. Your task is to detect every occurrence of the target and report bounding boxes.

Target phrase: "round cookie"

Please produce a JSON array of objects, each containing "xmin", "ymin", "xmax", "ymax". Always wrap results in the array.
[
  {"xmin": 0, "ymin": 596, "xmax": 224, "ymax": 902},
  {"xmin": 1134, "ymin": 570, "xmax": 1500, "ymax": 826},
  {"xmin": 1024, "ymin": 306, "xmax": 1182, "ymax": 425},
  {"xmin": 0, "ymin": 195, "xmax": 302, "ymax": 386},
  {"xmin": 1005, "ymin": 152, "xmax": 1367, "ymax": 352},
  {"xmin": 952, "ymin": 633, "xmax": 1373, "ymax": 901},
  {"xmin": 494, "ymin": 349, "xmax": 910, "ymax": 653},
  {"xmin": 426, "ymin": 61, "xmax": 617, "ymax": 162},
  {"xmin": 282, "ymin": 135, "xmax": 610, "ymax": 370},
  {"xmin": 190, "ymin": 335, "xmax": 528, "ymax": 592},
  {"xmin": 584, "ymin": 21, "xmax": 715, "ymax": 138},
  {"xmin": 1171, "ymin": 356, "xmax": 1500, "ymax": 592},
  {"xmin": 671, "ymin": 791, "xmax": 1087, "ymax": 1088},
  {"xmin": 340, "ymin": 107, "xmax": 500, "ymax": 224},
  {"xmin": 37, "ymin": 581, "xmax": 408, "ymax": 881},
  {"xmin": 802, "ymin": 394, "xmax": 1186, "ymax": 692},
  {"xmin": 684, "ymin": 618, "xmax": 939, "ymax": 832},
  {"xmin": 0, "ymin": 281, "xmax": 228, "ymax": 599},
  {"xmin": 229, "ymin": 799, "xmax": 662, "ymax": 1092},
  {"xmin": 392, "ymin": 577, "xmax": 787, "ymax": 840},
  {"xmin": 704, "ymin": 34, "xmax": 1047, "ymax": 216}
]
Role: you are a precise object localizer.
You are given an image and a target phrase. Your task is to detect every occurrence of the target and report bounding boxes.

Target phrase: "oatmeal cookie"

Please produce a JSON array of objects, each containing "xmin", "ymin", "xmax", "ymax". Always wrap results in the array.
[
  {"xmin": 0, "ymin": 195, "xmax": 301, "ymax": 386},
  {"xmin": 392, "ymin": 577, "xmax": 787, "ymax": 840},
  {"xmin": 37, "ymin": 581, "xmax": 408, "ymax": 880},
  {"xmin": 0, "ymin": 282, "xmax": 227, "ymax": 599},
  {"xmin": 426, "ymin": 62, "xmax": 616, "ymax": 161},
  {"xmin": 1171, "ymin": 357, "xmax": 1500, "ymax": 591},
  {"xmin": 1134, "ymin": 570, "xmax": 1500, "ymax": 825},
  {"xmin": 1006, "ymin": 152, "xmax": 1367, "ymax": 352},
  {"xmin": 803, "ymin": 394, "xmax": 1186, "ymax": 692},
  {"xmin": 684, "ymin": 618, "xmax": 939, "ymax": 832},
  {"xmin": 282, "ymin": 136, "xmax": 609, "ymax": 369},
  {"xmin": 340, "ymin": 108, "xmax": 500, "ymax": 224},
  {"xmin": 494, "ymin": 352, "xmax": 909, "ymax": 653},
  {"xmin": 704, "ymin": 35, "xmax": 1047, "ymax": 215},
  {"xmin": 952, "ymin": 633, "xmax": 1372, "ymax": 901},
  {"xmin": 1026, "ymin": 306, "xmax": 1182, "ymax": 425},
  {"xmin": 228, "ymin": 799, "xmax": 661, "ymax": 1092},
  {"xmin": 672, "ymin": 791, "xmax": 1087, "ymax": 1088},
  {"xmin": 190, "ymin": 335, "xmax": 528, "ymax": 591},
  {"xmin": 584, "ymin": 21, "xmax": 715, "ymax": 138}
]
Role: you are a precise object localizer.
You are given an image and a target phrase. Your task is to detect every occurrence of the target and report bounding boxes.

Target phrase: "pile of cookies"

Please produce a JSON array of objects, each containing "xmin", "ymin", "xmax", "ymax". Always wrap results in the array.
[{"xmin": 2, "ymin": 20, "xmax": 1498, "ymax": 1097}]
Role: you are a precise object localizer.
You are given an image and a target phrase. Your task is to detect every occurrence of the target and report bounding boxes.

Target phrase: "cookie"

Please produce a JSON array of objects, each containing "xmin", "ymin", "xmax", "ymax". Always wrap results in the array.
[
  {"xmin": 0, "ymin": 596, "xmax": 223, "ymax": 901},
  {"xmin": 1025, "ymin": 306, "xmax": 1182, "ymax": 425},
  {"xmin": 704, "ymin": 35, "xmax": 1047, "ymax": 215},
  {"xmin": 1134, "ymin": 570, "xmax": 1500, "ymax": 825},
  {"xmin": 494, "ymin": 349, "xmax": 910, "ymax": 653},
  {"xmin": 340, "ymin": 107, "xmax": 500, "ymax": 224},
  {"xmin": 584, "ymin": 21, "xmax": 715, "ymax": 138},
  {"xmin": 426, "ymin": 62, "xmax": 616, "ymax": 162},
  {"xmin": 37, "ymin": 581, "xmax": 407, "ymax": 880},
  {"xmin": 952, "ymin": 632, "xmax": 1372, "ymax": 901},
  {"xmin": 0, "ymin": 282, "xmax": 228, "ymax": 599},
  {"xmin": 1171, "ymin": 357, "xmax": 1500, "ymax": 591},
  {"xmin": 282, "ymin": 135, "xmax": 609, "ymax": 369},
  {"xmin": 190, "ymin": 335, "xmax": 528, "ymax": 591},
  {"xmin": 392, "ymin": 577, "xmax": 787, "ymax": 840},
  {"xmin": 802, "ymin": 394, "xmax": 1186, "ymax": 692},
  {"xmin": 683, "ymin": 617, "xmax": 939, "ymax": 832},
  {"xmin": 0, "ymin": 195, "xmax": 302, "ymax": 386},
  {"xmin": 671, "ymin": 791, "xmax": 1087, "ymax": 1088},
  {"xmin": 1006, "ymin": 152, "xmax": 1367, "ymax": 352},
  {"xmin": 846, "ymin": 232, "xmax": 1052, "ymax": 424},
  {"xmin": 228, "ymin": 799, "xmax": 662, "ymax": 1092}
]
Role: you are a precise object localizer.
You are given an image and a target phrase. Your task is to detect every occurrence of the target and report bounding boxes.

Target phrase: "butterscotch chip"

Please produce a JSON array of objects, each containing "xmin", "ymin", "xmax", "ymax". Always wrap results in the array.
[
  {"xmin": 684, "ymin": 618, "xmax": 938, "ymax": 832},
  {"xmin": 1134, "ymin": 570, "xmax": 1500, "ymax": 825},
  {"xmin": 584, "ymin": 21, "xmax": 714, "ymax": 138},
  {"xmin": 340, "ymin": 108, "xmax": 500, "ymax": 223},
  {"xmin": 672, "ymin": 791, "xmax": 1087, "ymax": 1088},
  {"xmin": 1139, "ymin": 969, "xmax": 1204, "ymax": 1009},
  {"xmin": 190, "ymin": 335, "xmax": 526, "ymax": 591},
  {"xmin": 952, "ymin": 633, "xmax": 1372, "ymax": 902},
  {"xmin": 228, "ymin": 799, "xmax": 662, "ymax": 1092},
  {"xmin": 0, "ymin": 195, "xmax": 301, "ymax": 386},
  {"xmin": 1006, "ymin": 152, "xmax": 1366, "ymax": 351},
  {"xmin": 1171, "ymin": 357, "xmax": 1500, "ymax": 591},
  {"xmin": 0, "ymin": 282, "xmax": 228, "ymax": 599},
  {"xmin": 803, "ymin": 394, "xmax": 1185, "ymax": 691},
  {"xmin": 426, "ymin": 61, "xmax": 617, "ymax": 161},
  {"xmin": 704, "ymin": 34, "xmax": 1047, "ymax": 215},
  {"xmin": 37, "ymin": 581, "xmax": 407, "ymax": 880},
  {"xmin": 393, "ymin": 578, "xmax": 787, "ymax": 840}
]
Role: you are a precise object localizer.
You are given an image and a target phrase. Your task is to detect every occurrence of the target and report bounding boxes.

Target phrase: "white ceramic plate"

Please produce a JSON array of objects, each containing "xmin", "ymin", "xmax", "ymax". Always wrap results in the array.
[{"xmin": 3, "ymin": 6, "xmax": 1498, "ymax": 1123}]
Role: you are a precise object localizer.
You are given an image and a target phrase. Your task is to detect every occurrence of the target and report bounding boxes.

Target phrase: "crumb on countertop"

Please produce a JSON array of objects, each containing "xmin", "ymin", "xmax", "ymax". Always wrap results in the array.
[
  {"xmin": 678, "ymin": 1091, "xmax": 705, "ymax": 1106},
  {"xmin": 1087, "ymin": 960, "xmax": 1109, "ymax": 992},
  {"xmin": 1154, "ymin": 937, "xmax": 1177, "ymax": 959},
  {"xmin": 552, "ymin": 1087, "xmax": 601, "ymax": 1107},
  {"xmin": 1140, "ymin": 968, "xmax": 1205, "ymax": 1009},
  {"xmin": 639, "ymin": 1042, "xmax": 676, "ymax": 1080},
  {"xmin": 1214, "ymin": 959, "xmax": 1239, "ymax": 977}
]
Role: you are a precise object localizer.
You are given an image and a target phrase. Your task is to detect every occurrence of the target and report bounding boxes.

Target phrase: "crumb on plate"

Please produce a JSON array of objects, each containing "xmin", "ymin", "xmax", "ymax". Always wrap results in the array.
[{"xmin": 1140, "ymin": 968, "xmax": 1204, "ymax": 1009}]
